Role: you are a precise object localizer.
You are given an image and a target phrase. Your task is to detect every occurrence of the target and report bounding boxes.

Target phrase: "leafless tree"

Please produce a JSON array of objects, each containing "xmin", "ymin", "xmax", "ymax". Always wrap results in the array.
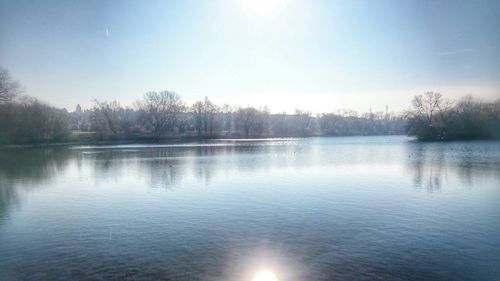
[
  {"xmin": 405, "ymin": 92, "xmax": 454, "ymax": 140},
  {"xmin": 190, "ymin": 97, "xmax": 220, "ymax": 137},
  {"xmin": 137, "ymin": 91, "xmax": 185, "ymax": 137},
  {"xmin": 220, "ymin": 104, "xmax": 234, "ymax": 136},
  {"xmin": 91, "ymin": 100, "xmax": 123, "ymax": 136},
  {"xmin": 408, "ymin": 92, "xmax": 452, "ymax": 123},
  {"xmin": 294, "ymin": 109, "xmax": 315, "ymax": 136},
  {"xmin": 192, "ymin": 100, "xmax": 204, "ymax": 137},
  {"xmin": 0, "ymin": 67, "xmax": 20, "ymax": 103},
  {"xmin": 235, "ymin": 106, "xmax": 269, "ymax": 137}
]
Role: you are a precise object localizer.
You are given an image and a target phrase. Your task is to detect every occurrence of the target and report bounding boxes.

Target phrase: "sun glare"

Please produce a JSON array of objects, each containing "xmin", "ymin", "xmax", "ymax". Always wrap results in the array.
[
  {"xmin": 241, "ymin": 0, "xmax": 285, "ymax": 16},
  {"xmin": 251, "ymin": 270, "xmax": 279, "ymax": 281}
]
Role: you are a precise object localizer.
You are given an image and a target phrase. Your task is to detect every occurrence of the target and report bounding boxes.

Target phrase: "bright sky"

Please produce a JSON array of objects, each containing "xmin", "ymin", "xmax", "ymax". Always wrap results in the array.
[{"xmin": 0, "ymin": 0, "xmax": 499, "ymax": 113}]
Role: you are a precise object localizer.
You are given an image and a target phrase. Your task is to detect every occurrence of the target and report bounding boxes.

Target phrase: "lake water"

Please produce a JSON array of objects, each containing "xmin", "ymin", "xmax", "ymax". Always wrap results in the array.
[{"xmin": 1, "ymin": 136, "xmax": 499, "ymax": 281}]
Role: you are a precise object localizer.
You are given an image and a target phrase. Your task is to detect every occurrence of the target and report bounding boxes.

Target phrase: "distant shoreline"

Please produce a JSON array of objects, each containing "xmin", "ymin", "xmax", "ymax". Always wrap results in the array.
[
  {"xmin": 3, "ymin": 134, "xmax": 500, "ymax": 148},
  {"xmin": 1, "ymin": 134, "xmax": 411, "ymax": 148}
]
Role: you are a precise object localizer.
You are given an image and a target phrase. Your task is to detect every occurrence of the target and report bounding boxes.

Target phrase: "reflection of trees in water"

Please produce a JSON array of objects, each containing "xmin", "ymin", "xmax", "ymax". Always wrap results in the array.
[
  {"xmin": 141, "ymin": 144, "xmax": 281, "ymax": 187},
  {"xmin": 147, "ymin": 145, "xmax": 275, "ymax": 188},
  {"xmin": 0, "ymin": 178, "xmax": 18, "ymax": 216},
  {"xmin": 79, "ymin": 141, "xmax": 415, "ymax": 190},
  {"xmin": 83, "ymin": 150, "xmax": 132, "ymax": 183},
  {"xmin": 137, "ymin": 143, "xmax": 304, "ymax": 188},
  {"xmin": 407, "ymin": 145, "xmax": 446, "ymax": 191},
  {"xmin": 406, "ymin": 142, "xmax": 500, "ymax": 192},
  {"xmin": 143, "ymin": 157, "xmax": 186, "ymax": 189},
  {"xmin": 4, "ymin": 140, "xmax": 498, "ymax": 217},
  {"xmin": 0, "ymin": 147, "xmax": 72, "ymax": 217},
  {"xmin": 71, "ymin": 141, "xmax": 320, "ymax": 190},
  {"xmin": 0, "ymin": 148, "xmax": 72, "ymax": 180},
  {"xmin": 191, "ymin": 146, "xmax": 229, "ymax": 186}
]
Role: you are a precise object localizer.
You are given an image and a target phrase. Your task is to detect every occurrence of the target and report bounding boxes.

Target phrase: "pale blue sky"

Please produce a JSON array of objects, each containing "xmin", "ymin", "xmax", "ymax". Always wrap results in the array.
[{"xmin": 1, "ymin": 0, "xmax": 499, "ymax": 113}]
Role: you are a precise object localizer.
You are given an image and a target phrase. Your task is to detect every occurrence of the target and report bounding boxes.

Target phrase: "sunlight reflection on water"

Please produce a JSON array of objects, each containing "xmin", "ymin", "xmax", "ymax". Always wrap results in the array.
[{"xmin": 251, "ymin": 270, "xmax": 279, "ymax": 281}]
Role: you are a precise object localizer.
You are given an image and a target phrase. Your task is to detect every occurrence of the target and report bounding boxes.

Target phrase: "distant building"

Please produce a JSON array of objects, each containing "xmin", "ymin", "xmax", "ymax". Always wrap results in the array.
[{"xmin": 72, "ymin": 104, "xmax": 83, "ymax": 130}]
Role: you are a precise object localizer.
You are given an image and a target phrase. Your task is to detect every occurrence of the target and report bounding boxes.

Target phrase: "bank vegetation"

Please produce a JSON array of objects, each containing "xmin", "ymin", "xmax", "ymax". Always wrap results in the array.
[{"xmin": 1, "ymin": 67, "xmax": 498, "ymax": 144}]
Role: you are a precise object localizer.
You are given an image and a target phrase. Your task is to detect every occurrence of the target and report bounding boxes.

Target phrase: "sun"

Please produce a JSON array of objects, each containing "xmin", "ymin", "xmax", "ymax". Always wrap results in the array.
[
  {"xmin": 241, "ymin": 0, "xmax": 286, "ymax": 16},
  {"xmin": 251, "ymin": 270, "xmax": 279, "ymax": 281}
]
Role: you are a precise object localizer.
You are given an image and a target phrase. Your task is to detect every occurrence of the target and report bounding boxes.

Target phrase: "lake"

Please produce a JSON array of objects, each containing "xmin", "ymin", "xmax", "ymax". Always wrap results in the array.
[{"xmin": 1, "ymin": 136, "xmax": 499, "ymax": 280}]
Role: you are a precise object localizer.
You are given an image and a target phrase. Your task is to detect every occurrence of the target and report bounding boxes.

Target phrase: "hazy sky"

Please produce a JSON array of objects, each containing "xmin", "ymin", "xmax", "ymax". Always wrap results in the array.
[{"xmin": 1, "ymin": 0, "xmax": 499, "ymax": 113}]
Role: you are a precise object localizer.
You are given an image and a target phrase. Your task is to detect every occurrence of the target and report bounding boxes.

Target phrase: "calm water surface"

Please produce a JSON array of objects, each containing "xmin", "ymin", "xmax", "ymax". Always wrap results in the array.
[{"xmin": 1, "ymin": 136, "xmax": 499, "ymax": 280}]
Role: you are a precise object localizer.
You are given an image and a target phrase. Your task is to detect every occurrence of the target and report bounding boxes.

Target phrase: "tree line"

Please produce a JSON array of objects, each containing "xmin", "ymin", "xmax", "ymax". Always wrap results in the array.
[
  {"xmin": 1, "ymin": 67, "xmax": 498, "ymax": 144},
  {"xmin": 406, "ymin": 92, "xmax": 500, "ymax": 141},
  {"xmin": 73, "ymin": 92, "xmax": 405, "ymax": 141},
  {"xmin": 1, "ymin": 68, "xmax": 69, "ymax": 144}
]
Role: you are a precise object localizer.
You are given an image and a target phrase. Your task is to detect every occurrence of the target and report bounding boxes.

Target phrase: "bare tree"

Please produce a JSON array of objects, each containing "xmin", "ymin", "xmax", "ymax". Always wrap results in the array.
[
  {"xmin": 406, "ymin": 92, "xmax": 453, "ymax": 140},
  {"xmin": 190, "ymin": 97, "xmax": 221, "ymax": 137},
  {"xmin": 409, "ymin": 92, "xmax": 452, "ymax": 123},
  {"xmin": 192, "ymin": 100, "xmax": 204, "ymax": 137},
  {"xmin": 203, "ymin": 97, "xmax": 219, "ymax": 137},
  {"xmin": 235, "ymin": 107, "xmax": 269, "ymax": 137},
  {"xmin": 294, "ymin": 109, "xmax": 315, "ymax": 136},
  {"xmin": 1, "ymin": 96, "xmax": 69, "ymax": 143},
  {"xmin": 90, "ymin": 100, "xmax": 123, "ymax": 136},
  {"xmin": 137, "ymin": 91, "xmax": 185, "ymax": 137},
  {"xmin": 220, "ymin": 104, "xmax": 234, "ymax": 136},
  {"xmin": 0, "ymin": 67, "xmax": 20, "ymax": 103},
  {"xmin": 236, "ymin": 107, "xmax": 258, "ymax": 137}
]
